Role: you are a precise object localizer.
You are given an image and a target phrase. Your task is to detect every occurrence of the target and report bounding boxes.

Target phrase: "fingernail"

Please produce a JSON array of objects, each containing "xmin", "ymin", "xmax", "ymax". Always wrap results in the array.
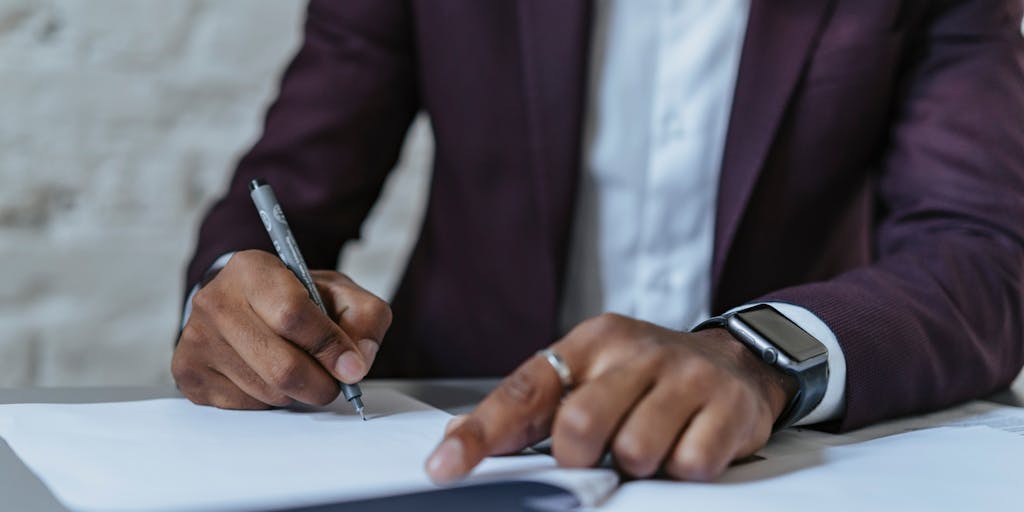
[
  {"xmin": 357, "ymin": 339, "xmax": 380, "ymax": 368},
  {"xmin": 426, "ymin": 438, "xmax": 464, "ymax": 483},
  {"xmin": 335, "ymin": 351, "xmax": 367, "ymax": 382}
]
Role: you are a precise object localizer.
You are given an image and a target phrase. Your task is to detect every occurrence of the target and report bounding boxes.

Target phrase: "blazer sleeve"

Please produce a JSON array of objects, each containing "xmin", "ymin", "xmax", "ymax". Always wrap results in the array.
[
  {"xmin": 761, "ymin": 1, "xmax": 1024, "ymax": 430},
  {"xmin": 185, "ymin": 0, "xmax": 419, "ymax": 293}
]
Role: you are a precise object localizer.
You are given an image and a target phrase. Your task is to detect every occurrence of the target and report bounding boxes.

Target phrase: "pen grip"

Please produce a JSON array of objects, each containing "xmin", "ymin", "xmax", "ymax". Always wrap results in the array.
[
  {"xmin": 250, "ymin": 184, "xmax": 326, "ymax": 310},
  {"xmin": 250, "ymin": 181, "xmax": 364, "ymax": 407}
]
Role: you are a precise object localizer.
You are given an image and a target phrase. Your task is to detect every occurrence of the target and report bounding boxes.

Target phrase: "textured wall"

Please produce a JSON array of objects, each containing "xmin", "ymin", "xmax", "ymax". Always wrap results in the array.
[{"xmin": 0, "ymin": 0, "xmax": 432, "ymax": 387}]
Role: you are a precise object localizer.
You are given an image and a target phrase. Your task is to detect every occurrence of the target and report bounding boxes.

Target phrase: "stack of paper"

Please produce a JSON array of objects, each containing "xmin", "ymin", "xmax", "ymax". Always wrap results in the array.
[
  {"xmin": 3, "ymin": 390, "xmax": 1023, "ymax": 511},
  {"xmin": 0, "ymin": 389, "xmax": 616, "ymax": 511}
]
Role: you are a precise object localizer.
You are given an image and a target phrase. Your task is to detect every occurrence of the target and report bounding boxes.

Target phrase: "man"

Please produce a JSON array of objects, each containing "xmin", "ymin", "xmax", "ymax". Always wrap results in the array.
[{"xmin": 175, "ymin": 0, "xmax": 1024, "ymax": 483}]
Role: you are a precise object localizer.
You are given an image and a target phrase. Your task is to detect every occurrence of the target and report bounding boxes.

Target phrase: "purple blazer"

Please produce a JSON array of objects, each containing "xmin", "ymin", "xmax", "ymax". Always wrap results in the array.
[{"xmin": 187, "ymin": 0, "xmax": 1024, "ymax": 430}]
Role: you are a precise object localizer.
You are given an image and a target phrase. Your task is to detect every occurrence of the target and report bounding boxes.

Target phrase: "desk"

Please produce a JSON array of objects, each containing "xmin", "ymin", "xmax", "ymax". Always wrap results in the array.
[{"xmin": 3, "ymin": 375, "xmax": 1023, "ymax": 511}]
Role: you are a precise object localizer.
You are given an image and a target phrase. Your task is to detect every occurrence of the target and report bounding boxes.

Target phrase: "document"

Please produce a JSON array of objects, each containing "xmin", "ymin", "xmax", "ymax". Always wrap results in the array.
[
  {"xmin": 598, "ymin": 426, "xmax": 1024, "ymax": 512},
  {"xmin": 758, "ymin": 399, "xmax": 1024, "ymax": 459},
  {"xmin": 0, "ymin": 389, "xmax": 617, "ymax": 512},
  {"xmin": 3, "ymin": 390, "xmax": 1022, "ymax": 512}
]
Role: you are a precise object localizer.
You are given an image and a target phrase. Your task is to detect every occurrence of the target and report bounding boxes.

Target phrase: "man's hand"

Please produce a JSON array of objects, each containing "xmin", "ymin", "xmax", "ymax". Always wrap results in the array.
[
  {"xmin": 426, "ymin": 313, "xmax": 797, "ymax": 482},
  {"xmin": 172, "ymin": 250, "xmax": 392, "ymax": 409}
]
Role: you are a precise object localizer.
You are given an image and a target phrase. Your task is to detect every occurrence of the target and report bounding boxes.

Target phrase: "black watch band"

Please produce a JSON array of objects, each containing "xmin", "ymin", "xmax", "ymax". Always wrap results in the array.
[
  {"xmin": 693, "ymin": 306, "xmax": 829, "ymax": 430},
  {"xmin": 772, "ymin": 360, "xmax": 828, "ymax": 430}
]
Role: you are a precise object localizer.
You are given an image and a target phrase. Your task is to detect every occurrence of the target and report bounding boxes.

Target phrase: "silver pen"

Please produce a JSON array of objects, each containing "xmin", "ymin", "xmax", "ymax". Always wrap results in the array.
[{"xmin": 249, "ymin": 178, "xmax": 367, "ymax": 420}]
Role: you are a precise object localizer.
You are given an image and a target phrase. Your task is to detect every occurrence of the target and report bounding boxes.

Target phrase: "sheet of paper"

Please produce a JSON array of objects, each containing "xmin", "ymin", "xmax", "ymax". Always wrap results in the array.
[
  {"xmin": 758, "ymin": 400, "xmax": 1024, "ymax": 460},
  {"xmin": 850, "ymin": 400, "xmax": 1024, "ymax": 440},
  {"xmin": 0, "ymin": 389, "xmax": 615, "ymax": 512},
  {"xmin": 597, "ymin": 426, "xmax": 1024, "ymax": 512},
  {"xmin": 943, "ymin": 407, "xmax": 1024, "ymax": 435}
]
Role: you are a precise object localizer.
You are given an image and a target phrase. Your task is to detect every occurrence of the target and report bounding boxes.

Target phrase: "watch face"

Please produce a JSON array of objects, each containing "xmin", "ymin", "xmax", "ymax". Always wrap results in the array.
[{"xmin": 736, "ymin": 306, "xmax": 827, "ymax": 363}]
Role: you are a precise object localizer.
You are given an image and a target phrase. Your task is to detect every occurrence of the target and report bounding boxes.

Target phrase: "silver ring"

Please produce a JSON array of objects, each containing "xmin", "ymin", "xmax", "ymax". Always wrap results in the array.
[{"xmin": 537, "ymin": 348, "xmax": 573, "ymax": 392}]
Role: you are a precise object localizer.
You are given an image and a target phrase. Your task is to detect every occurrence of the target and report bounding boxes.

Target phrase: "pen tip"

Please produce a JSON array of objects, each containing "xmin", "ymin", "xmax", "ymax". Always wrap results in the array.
[{"xmin": 349, "ymin": 395, "xmax": 366, "ymax": 420}]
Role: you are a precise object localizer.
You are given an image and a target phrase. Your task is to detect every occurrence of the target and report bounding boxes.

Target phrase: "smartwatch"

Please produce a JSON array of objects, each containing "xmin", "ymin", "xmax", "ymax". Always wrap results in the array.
[{"xmin": 693, "ymin": 304, "xmax": 829, "ymax": 430}]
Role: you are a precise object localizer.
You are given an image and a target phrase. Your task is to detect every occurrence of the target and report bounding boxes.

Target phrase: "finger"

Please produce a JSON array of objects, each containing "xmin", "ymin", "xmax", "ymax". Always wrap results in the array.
[
  {"xmin": 444, "ymin": 415, "xmax": 469, "ymax": 435},
  {"xmin": 201, "ymin": 306, "xmax": 341, "ymax": 406},
  {"xmin": 425, "ymin": 353, "xmax": 566, "ymax": 483},
  {"xmin": 313, "ymin": 271, "xmax": 391, "ymax": 368},
  {"xmin": 608, "ymin": 380, "xmax": 706, "ymax": 478},
  {"xmin": 204, "ymin": 370, "xmax": 274, "ymax": 410},
  {"xmin": 313, "ymin": 271, "xmax": 393, "ymax": 342},
  {"xmin": 246, "ymin": 266, "xmax": 369, "ymax": 383},
  {"xmin": 551, "ymin": 361, "xmax": 657, "ymax": 469},
  {"xmin": 204, "ymin": 334, "xmax": 293, "ymax": 408},
  {"xmin": 174, "ymin": 320, "xmax": 273, "ymax": 409},
  {"xmin": 665, "ymin": 392, "xmax": 752, "ymax": 481},
  {"xmin": 179, "ymin": 364, "xmax": 271, "ymax": 411}
]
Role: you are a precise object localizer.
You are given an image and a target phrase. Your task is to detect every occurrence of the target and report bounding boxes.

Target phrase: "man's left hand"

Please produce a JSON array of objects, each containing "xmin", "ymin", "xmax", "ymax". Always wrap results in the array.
[{"xmin": 425, "ymin": 313, "xmax": 797, "ymax": 482}]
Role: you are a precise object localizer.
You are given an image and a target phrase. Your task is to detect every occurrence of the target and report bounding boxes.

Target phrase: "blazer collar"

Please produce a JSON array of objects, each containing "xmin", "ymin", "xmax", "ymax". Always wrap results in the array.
[
  {"xmin": 516, "ymin": 0, "xmax": 592, "ymax": 311},
  {"xmin": 712, "ymin": 0, "xmax": 837, "ymax": 293}
]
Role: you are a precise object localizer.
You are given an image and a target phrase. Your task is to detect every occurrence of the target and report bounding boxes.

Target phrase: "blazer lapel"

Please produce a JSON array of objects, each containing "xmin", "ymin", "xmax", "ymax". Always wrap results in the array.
[
  {"xmin": 712, "ymin": 0, "xmax": 837, "ymax": 292},
  {"xmin": 517, "ymin": 0, "xmax": 592, "ymax": 307}
]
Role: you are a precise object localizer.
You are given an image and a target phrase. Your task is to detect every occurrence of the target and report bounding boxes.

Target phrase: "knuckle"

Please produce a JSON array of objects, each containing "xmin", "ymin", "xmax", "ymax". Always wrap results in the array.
[
  {"xmin": 668, "ymin": 446, "xmax": 717, "ymax": 482},
  {"xmin": 679, "ymin": 359, "xmax": 721, "ymax": 391},
  {"xmin": 307, "ymin": 329, "xmax": 344, "ymax": 358},
  {"xmin": 556, "ymin": 402, "xmax": 599, "ymax": 441},
  {"xmin": 171, "ymin": 356, "xmax": 203, "ymax": 392},
  {"xmin": 631, "ymin": 334, "xmax": 658, "ymax": 353},
  {"xmin": 612, "ymin": 435, "xmax": 659, "ymax": 478},
  {"xmin": 212, "ymin": 391, "xmax": 269, "ymax": 411},
  {"xmin": 350, "ymin": 296, "xmax": 393, "ymax": 337},
  {"xmin": 718, "ymin": 379, "xmax": 747, "ymax": 403},
  {"xmin": 270, "ymin": 300, "xmax": 309, "ymax": 336},
  {"xmin": 231, "ymin": 249, "xmax": 266, "ymax": 269},
  {"xmin": 664, "ymin": 459, "xmax": 688, "ymax": 481},
  {"xmin": 633, "ymin": 338, "xmax": 667, "ymax": 364},
  {"xmin": 172, "ymin": 362, "xmax": 212, "ymax": 407},
  {"xmin": 497, "ymin": 369, "xmax": 542, "ymax": 407},
  {"xmin": 191, "ymin": 287, "xmax": 222, "ymax": 315},
  {"xmin": 177, "ymin": 321, "xmax": 202, "ymax": 347},
  {"xmin": 267, "ymin": 357, "xmax": 306, "ymax": 393},
  {"xmin": 264, "ymin": 391, "xmax": 293, "ymax": 408},
  {"xmin": 180, "ymin": 386, "xmax": 212, "ymax": 407},
  {"xmin": 688, "ymin": 358, "xmax": 717, "ymax": 378},
  {"xmin": 368, "ymin": 298, "xmax": 393, "ymax": 330},
  {"xmin": 584, "ymin": 312, "xmax": 630, "ymax": 334}
]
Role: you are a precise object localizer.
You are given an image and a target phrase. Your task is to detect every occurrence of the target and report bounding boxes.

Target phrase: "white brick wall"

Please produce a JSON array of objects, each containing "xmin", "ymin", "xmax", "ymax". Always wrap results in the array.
[{"xmin": 0, "ymin": 0, "xmax": 433, "ymax": 387}]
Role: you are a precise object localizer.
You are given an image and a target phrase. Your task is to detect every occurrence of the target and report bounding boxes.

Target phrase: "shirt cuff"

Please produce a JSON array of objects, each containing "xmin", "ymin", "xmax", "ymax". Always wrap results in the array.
[
  {"xmin": 181, "ymin": 252, "xmax": 236, "ymax": 330},
  {"xmin": 721, "ymin": 301, "xmax": 847, "ymax": 426}
]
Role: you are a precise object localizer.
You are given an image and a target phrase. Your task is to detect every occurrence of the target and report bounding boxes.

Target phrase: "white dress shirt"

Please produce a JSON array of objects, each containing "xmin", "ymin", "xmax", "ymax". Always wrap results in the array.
[{"xmin": 558, "ymin": 0, "xmax": 846, "ymax": 425}]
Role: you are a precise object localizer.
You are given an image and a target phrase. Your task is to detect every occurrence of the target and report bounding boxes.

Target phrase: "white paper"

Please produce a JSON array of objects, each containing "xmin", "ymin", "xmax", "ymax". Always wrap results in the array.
[
  {"xmin": 757, "ymin": 400, "xmax": 1024, "ymax": 460},
  {"xmin": 944, "ymin": 408, "xmax": 1024, "ymax": 435},
  {"xmin": 0, "ymin": 389, "xmax": 615, "ymax": 512},
  {"xmin": 597, "ymin": 426, "xmax": 1024, "ymax": 512}
]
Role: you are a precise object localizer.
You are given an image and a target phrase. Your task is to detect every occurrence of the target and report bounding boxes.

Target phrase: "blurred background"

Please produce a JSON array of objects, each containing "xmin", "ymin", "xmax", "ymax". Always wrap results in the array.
[{"xmin": 0, "ymin": 0, "xmax": 433, "ymax": 387}]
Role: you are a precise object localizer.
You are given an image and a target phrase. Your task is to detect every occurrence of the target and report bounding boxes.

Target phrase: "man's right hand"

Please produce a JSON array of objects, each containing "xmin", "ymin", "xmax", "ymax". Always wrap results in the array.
[{"xmin": 173, "ymin": 250, "xmax": 392, "ymax": 409}]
